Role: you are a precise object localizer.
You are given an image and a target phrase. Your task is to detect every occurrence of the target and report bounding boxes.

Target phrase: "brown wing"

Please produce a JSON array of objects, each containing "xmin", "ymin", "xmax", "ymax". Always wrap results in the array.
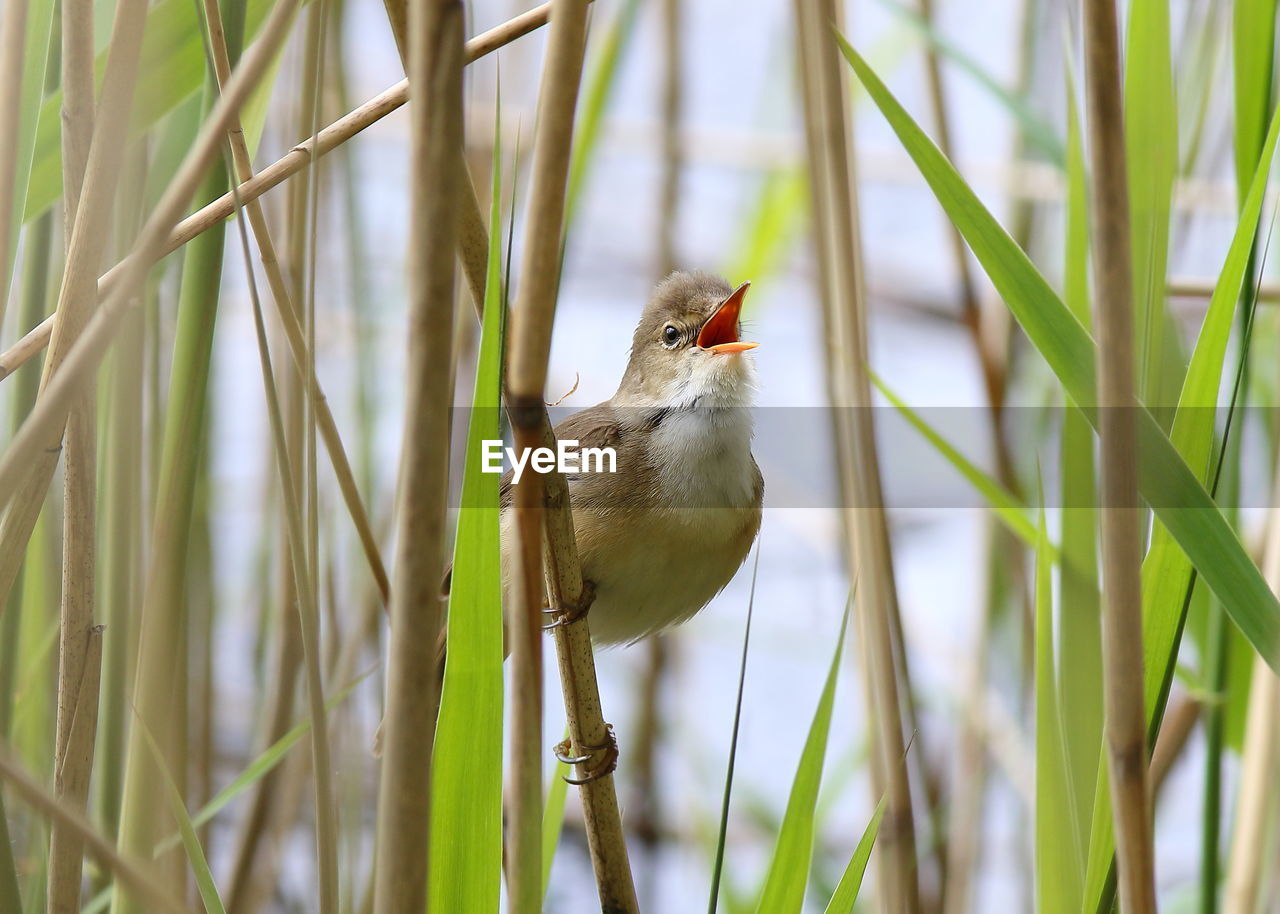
[
  {"xmin": 438, "ymin": 404, "xmax": 623, "ymax": 664},
  {"xmin": 497, "ymin": 403, "xmax": 624, "ymax": 510}
]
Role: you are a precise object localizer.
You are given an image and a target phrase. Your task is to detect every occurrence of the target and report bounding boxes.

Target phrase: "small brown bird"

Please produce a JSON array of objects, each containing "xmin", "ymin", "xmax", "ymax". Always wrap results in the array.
[{"xmin": 500, "ymin": 271, "xmax": 763, "ymax": 645}]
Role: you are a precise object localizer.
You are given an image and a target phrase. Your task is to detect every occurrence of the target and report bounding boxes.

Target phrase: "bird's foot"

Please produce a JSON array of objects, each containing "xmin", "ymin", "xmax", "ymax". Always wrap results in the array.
[
  {"xmin": 553, "ymin": 724, "xmax": 619, "ymax": 785},
  {"xmin": 541, "ymin": 579, "xmax": 597, "ymax": 631}
]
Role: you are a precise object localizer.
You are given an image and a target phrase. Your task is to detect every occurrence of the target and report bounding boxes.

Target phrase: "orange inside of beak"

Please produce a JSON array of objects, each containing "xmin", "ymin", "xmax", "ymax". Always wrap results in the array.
[{"xmin": 697, "ymin": 282, "xmax": 758, "ymax": 354}]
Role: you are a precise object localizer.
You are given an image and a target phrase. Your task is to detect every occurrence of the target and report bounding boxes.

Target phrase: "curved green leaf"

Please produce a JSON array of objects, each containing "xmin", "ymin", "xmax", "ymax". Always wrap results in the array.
[
  {"xmin": 822, "ymin": 797, "xmax": 885, "ymax": 914},
  {"xmin": 836, "ymin": 32, "xmax": 1280, "ymax": 676},
  {"xmin": 755, "ymin": 610, "xmax": 848, "ymax": 914},
  {"xmin": 872, "ymin": 372, "xmax": 1036, "ymax": 547}
]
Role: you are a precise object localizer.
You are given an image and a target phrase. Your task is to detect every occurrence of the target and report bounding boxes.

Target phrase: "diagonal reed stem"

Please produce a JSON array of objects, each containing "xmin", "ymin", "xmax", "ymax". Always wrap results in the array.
[
  {"xmin": 1083, "ymin": 1, "xmax": 1157, "ymax": 911},
  {"xmin": 0, "ymin": 743, "xmax": 192, "ymax": 914},
  {"xmin": 0, "ymin": 0, "xmax": 562, "ymax": 383}
]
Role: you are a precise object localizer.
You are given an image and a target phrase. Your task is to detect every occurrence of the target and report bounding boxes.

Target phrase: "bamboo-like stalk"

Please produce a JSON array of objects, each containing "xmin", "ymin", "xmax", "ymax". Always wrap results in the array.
[
  {"xmin": 45, "ymin": 0, "xmax": 101, "ymax": 901},
  {"xmin": 0, "ymin": 745, "xmax": 191, "ymax": 914},
  {"xmin": 0, "ymin": 0, "xmax": 560, "ymax": 382},
  {"xmin": 631, "ymin": 0, "xmax": 682, "ymax": 883},
  {"xmin": 1082, "ymin": 1, "xmax": 1157, "ymax": 911},
  {"xmin": 655, "ymin": 0, "xmax": 681, "ymax": 278},
  {"xmin": 1223, "ymin": 445, "xmax": 1280, "ymax": 913},
  {"xmin": 369, "ymin": 0, "xmax": 462, "ymax": 911},
  {"xmin": 504, "ymin": 0, "xmax": 637, "ymax": 910},
  {"xmin": 795, "ymin": 4, "xmax": 920, "ymax": 911},
  {"xmin": 1150, "ymin": 693, "xmax": 1199, "ymax": 795},
  {"xmin": 0, "ymin": 0, "xmax": 30, "ymax": 321},
  {"xmin": 47, "ymin": 393, "xmax": 101, "ymax": 913},
  {"xmin": 60, "ymin": 0, "xmax": 93, "ymax": 233}
]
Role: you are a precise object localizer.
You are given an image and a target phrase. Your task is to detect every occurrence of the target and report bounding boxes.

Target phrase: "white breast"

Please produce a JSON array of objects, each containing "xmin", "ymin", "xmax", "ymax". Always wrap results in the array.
[{"xmin": 647, "ymin": 406, "xmax": 757, "ymax": 509}]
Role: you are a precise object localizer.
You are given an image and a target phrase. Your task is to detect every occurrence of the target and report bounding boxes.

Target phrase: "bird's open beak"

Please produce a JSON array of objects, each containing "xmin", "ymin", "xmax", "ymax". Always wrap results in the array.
[{"xmin": 696, "ymin": 281, "xmax": 758, "ymax": 354}]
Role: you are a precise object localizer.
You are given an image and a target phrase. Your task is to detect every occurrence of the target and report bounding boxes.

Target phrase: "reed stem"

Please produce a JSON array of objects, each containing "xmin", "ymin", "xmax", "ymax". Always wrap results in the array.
[
  {"xmin": 1083, "ymin": 1, "xmax": 1157, "ymax": 910},
  {"xmin": 369, "ymin": 0, "xmax": 463, "ymax": 910},
  {"xmin": 795, "ymin": 4, "xmax": 920, "ymax": 910},
  {"xmin": 0, "ymin": 0, "xmax": 30, "ymax": 321},
  {"xmin": 505, "ymin": 0, "xmax": 638, "ymax": 909}
]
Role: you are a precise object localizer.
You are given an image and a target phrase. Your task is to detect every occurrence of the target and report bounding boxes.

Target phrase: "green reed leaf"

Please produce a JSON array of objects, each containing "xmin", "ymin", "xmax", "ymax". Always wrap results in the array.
[
  {"xmin": 428, "ymin": 94, "xmax": 507, "ymax": 914},
  {"xmin": 755, "ymin": 609, "xmax": 848, "ymax": 914}
]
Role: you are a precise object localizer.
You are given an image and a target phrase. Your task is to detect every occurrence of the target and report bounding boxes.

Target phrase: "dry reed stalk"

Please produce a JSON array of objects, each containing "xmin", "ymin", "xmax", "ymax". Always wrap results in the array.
[
  {"xmin": 203, "ymin": 0, "xmax": 385, "ymax": 611},
  {"xmin": 237, "ymin": 164, "xmax": 341, "ymax": 914},
  {"xmin": 47, "ymin": 396, "xmax": 101, "ymax": 914},
  {"xmin": 922, "ymin": 0, "xmax": 1020, "ymax": 898},
  {"xmin": 916, "ymin": 0, "xmax": 986, "ymax": 390},
  {"xmin": 1150, "ymin": 693, "xmax": 1199, "ymax": 795},
  {"xmin": 0, "ymin": 0, "xmax": 29, "ymax": 322},
  {"xmin": 372, "ymin": 0, "xmax": 520, "ymax": 324},
  {"xmin": 631, "ymin": 0, "xmax": 683, "ymax": 876},
  {"xmin": 1083, "ymin": 1, "xmax": 1157, "ymax": 910},
  {"xmin": 38, "ymin": 0, "xmax": 144, "ymax": 908},
  {"xmin": 0, "ymin": 0, "xmax": 560, "ymax": 381},
  {"xmin": 60, "ymin": 0, "xmax": 94, "ymax": 233},
  {"xmin": 504, "ymin": 0, "xmax": 638, "ymax": 909},
  {"xmin": 186, "ymin": 0, "xmax": 351, "ymax": 900},
  {"xmin": 655, "ymin": 0, "xmax": 681, "ymax": 277},
  {"xmin": 508, "ymin": 470, "xmax": 546, "ymax": 914},
  {"xmin": 223, "ymin": 597, "xmax": 304, "ymax": 911},
  {"xmin": 369, "ymin": 0, "xmax": 462, "ymax": 911},
  {"xmin": 941, "ymin": 568, "xmax": 993, "ymax": 914},
  {"xmin": 0, "ymin": 744, "xmax": 192, "ymax": 914},
  {"xmin": 795, "ymin": 3, "xmax": 920, "ymax": 910},
  {"xmin": 1223, "ymin": 448, "xmax": 1280, "ymax": 913}
]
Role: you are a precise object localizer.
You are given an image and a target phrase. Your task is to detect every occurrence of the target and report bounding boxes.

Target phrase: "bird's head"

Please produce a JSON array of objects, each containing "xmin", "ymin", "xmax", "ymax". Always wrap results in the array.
[{"xmin": 615, "ymin": 271, "xmax": 758, "ymax": 409}]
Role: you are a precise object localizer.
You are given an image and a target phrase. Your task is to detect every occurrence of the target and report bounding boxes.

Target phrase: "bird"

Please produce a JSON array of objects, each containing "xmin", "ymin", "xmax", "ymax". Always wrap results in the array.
[
  {"xmin": 499, "ymin": 270, "xmax": 763, "ymax": 646},
  {"xmin": 372, "ymin": 272, "xmax": 763, "ymax": 761}
]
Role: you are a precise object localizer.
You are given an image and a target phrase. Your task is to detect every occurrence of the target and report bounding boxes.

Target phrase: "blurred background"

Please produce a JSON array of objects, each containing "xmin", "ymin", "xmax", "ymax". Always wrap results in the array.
[{"xmin": 3, "ymin": 0, "xmax": 1277, "ymax": 911}]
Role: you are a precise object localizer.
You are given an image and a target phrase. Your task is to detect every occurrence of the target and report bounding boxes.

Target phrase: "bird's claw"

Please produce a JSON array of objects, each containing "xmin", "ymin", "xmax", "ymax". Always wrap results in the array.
[
  {"xmin": 541, "ymin": 579, "xmax": 597, "ymax": 631},
  {"xmin": 554, "ymin": 724, "xmax": 619, "ymax": 785}
]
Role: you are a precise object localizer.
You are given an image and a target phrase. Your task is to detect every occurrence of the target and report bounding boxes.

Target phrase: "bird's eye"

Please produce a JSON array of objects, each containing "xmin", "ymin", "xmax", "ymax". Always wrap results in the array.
[{"xmin": 662, "ymin": 324, "xmax": 681, "ymax": 347}]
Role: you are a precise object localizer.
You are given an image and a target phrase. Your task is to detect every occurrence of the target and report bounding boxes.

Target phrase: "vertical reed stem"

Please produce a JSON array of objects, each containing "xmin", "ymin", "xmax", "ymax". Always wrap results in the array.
[
  {"xmin": 795, "ymin": 4, "xmax": 920, "ymax": 910},
  {"xmin": 1083, "ymin": 1, "xmax": 1157, "ymax": 910},
  {"xmin": 370, "ymin": 0, "xmax": 462, "ymax": 910},
  {"xmin": 506, "ymin": 0, "xmax": 638, "ymax": 909},
  {"xmin": 1223, "ymin": 443, "xmax": 1280, "ymax": 913},
  {"xmin": 0, "ymin": 0, "xmax": 29, "ymax": 319}
]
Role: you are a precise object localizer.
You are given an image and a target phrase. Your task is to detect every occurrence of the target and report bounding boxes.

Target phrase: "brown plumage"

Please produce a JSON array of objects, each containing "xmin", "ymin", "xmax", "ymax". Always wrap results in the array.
[{"xmin": 497, "ymin": 270, "xmax": 763, "ymax": 645}]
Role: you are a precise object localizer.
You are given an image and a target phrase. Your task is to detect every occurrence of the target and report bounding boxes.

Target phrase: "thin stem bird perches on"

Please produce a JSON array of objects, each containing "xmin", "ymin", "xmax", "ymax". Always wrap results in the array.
[
  {"xmin": 503, "ymin": 0, "xmax": 639, "ymax": 909},
  {"xmin": 1082, "ymin": 0, "xmax": 1157, "ymax": 911}
]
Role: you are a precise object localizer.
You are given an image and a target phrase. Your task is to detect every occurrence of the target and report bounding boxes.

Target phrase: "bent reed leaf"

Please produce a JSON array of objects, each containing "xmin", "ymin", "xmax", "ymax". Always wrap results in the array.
[{"xmin": 836, "ymin": 32, "xmax": 1280, "ymax": 675}]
